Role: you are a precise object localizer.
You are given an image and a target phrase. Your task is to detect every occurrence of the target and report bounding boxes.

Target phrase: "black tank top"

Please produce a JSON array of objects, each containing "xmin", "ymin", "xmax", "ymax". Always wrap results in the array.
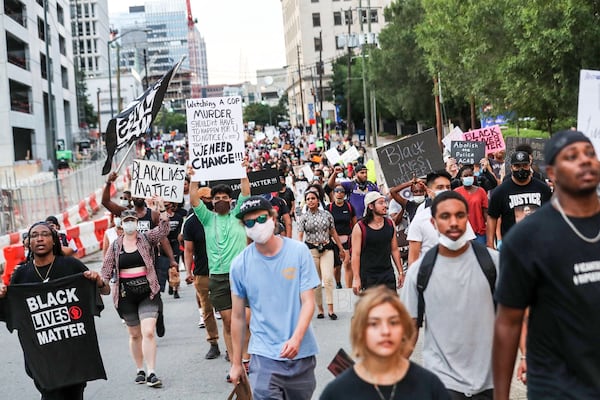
[
  {"xmin": 360, "ymin": 219, "xmax": 394, "ymax": 275},
  {"xmin": 118, "ymin": 249, "xmax": 145, "ymax": 270}
]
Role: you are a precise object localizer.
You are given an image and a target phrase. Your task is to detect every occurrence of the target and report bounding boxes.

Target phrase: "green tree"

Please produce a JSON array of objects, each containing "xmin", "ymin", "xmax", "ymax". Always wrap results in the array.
[
  {"xmin": 331, "ymin": 54, "xmax": 366, "ymax": 129},
  {"xmin": 243, "ymin": 103, "xmax": 272, "ymax": 126},
  {"xmin": 153, "ymin": 111, "xmax": 187, "ymax": 133},
  {"xmin": 77, "ymin": 73, "xmax": 97, "ymax": 127}
]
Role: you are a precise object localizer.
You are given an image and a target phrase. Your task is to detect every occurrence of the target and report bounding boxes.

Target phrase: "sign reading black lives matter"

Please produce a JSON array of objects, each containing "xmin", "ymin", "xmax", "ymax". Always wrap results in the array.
[
  {"xmin": 376, "ymin": 129, "xmax": 444, "ymax": 187},
  {"xmin": 186, "ymin": 96, "xmax": 246, "ymax": 182},
  {"xmin": 208, "ymin": 169, "xmax": 282, "ymax": 198},
  {"xmin": 131, "ymin": 160, "xmax": 186, "ymax": 203},
  {"xmin": 451, "ymin": 141, "xmax": 486, "ymax": 165}
]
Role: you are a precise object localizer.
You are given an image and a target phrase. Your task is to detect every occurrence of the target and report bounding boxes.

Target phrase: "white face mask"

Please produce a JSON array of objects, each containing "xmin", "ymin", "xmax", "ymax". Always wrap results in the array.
[
  {"xmin": 245, "ymin": 218, "xmax": 275, "ymax": 244},
  {"xmin": 119, "ymin": 199, "xmax": 130, "ymax": 207},
  {"xmin": 438, "ymin": 231, "xmax": 471, "ymax": 251},
  {"xmin": 412, "ymin": 195, "xmax": 426, "ymax": 204},
  {"xmin": 433, "ymin": 189, "xmax": 448, "ymax": 197},
  {"xmin": 122, "ymin": 221, "xmax": 138, "ymax": 234},
  {"xmin": 114, "ymin": 217, "xmax": 122, "ymax": 228}
]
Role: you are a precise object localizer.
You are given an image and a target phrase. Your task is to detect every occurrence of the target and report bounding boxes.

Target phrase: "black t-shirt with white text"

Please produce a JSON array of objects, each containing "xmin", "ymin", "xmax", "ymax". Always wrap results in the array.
[
  {"xmin": 4, "ymin": 272, "xmax": 106, "ymax": 391},
  {"xmin": 496, "ymin": 204, "xmax": 600, "ymax": 399},
  {"xmin": 488, "ymin": 177, "xmax": 551, "ymax": 236}
]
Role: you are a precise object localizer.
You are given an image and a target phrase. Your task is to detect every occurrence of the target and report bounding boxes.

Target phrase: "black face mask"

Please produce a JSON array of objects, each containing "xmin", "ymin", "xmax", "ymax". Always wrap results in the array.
[
  {"xmin": 203, "ymin": 201, "xmax": 214, "ymax": 211},
  {"xmin": 513, "ymin": 169, "xmax": 531, "ymax": 182},
  {"xmin": 213, "ymin": 200, "xmax": 230, "ymax": 214},
  {"xmin": 133, "ymin": 199, "xmax": 146, "ymax": 208}
]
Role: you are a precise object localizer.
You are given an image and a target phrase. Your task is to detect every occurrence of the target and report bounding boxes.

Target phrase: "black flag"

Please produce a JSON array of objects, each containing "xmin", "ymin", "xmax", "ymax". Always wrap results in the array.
[{"xmin": 102, "ymin": 57, "xmax": 184, "ymax": 175}]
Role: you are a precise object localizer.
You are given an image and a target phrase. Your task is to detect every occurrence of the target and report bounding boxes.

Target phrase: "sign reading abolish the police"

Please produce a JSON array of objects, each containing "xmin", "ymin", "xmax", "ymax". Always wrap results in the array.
[
  {"xmin": 208, "ymin": 169, "xmax": 282, "ymax": 198},
  {"xmin": 186, "ymin": 96, "xmax": 246, "ymax": 182},
  {"xmin": 131, "ymin": 160, "xmax": 186, "ymax": 202},
  {"xmin": 451, "ymin": 141, "xmax": 486, "ymax": 165},
  {"xmin": 376, "ymin": 129, "xmax": 444, "ymax": 187},
  {"xmin": 462, "ymin": 125, "xmax": 506, "ymax": 154}
]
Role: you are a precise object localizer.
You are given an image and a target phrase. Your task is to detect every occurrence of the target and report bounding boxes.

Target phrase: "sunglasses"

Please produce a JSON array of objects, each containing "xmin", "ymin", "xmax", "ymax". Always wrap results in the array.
[
  {"xmin": 243, "ymin": 214, "xmax": 269, "ymax": 228},
  {"xmin": 333, "ymin": 188, "xmax": 345, "ymax": 193}
]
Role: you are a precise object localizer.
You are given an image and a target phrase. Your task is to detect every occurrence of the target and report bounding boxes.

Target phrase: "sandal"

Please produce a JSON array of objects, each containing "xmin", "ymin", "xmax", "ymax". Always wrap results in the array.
[
  {"xmin": 329, "ymin": 313, "xmax": 338, "ymax": 320},
  {"xmin": 317, "ymin": 313, "xmax": 325, "ymax": 319}
]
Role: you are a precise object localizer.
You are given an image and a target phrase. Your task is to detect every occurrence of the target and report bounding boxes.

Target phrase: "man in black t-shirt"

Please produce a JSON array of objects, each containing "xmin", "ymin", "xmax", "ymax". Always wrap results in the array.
[
  {"xmin": 486, "ymin": 151, "xmax": 552, "ymax": 249},
  {"xmin": 493, "ymin": 131, "xmax": 600, "ymax": 399}
]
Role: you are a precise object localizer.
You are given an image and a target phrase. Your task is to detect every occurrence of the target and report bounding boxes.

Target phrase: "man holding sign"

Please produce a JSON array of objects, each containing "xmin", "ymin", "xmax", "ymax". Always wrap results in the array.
[{"xmin": 189, "ymin": 166, "xmax": 251, "ymax": 381}]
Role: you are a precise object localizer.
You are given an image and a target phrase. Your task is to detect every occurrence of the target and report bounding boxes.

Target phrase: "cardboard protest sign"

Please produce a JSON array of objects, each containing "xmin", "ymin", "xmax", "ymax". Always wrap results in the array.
[
  {"xmin": 577, "ymin": 69, "xmax": 600, "ymax": 152},
  {"xmin": 462, "ymin": 125, "xmax": 505, "ymax": 154},
  {"xmin": 376, "ymin": 129, "xmax": 444, "ymax": 187},
  {"xmin": 208, "ymin": 169, "xmax": 282, "ymax": 198},
  {"xmin": 451, "ymin": 141, "xmax": 486, "ymax": 165},
  {"xmin": 186, "ymin": 96, "xmax": 245, "ymax": 182},
  {"xmin": 131, "ymin": 160, "xmax": 186, "ymax": 202},
  {"xmin": 325, "ymin": 148, "xmax": 341, "ymax": 165},
  {"xmin": 442, "ymin": 126, "xmax": 464, "ymax": 152},
  {"xmin": 339, "ymin": 146, "xmax": 360, "ymax": 165},
  {"xmin": 504, "ymin": 137, "xmax": 548, "ymax": 166},
  {"xmin": 301, "ymin": 165, "xmax": 314, "ymax": 182}
]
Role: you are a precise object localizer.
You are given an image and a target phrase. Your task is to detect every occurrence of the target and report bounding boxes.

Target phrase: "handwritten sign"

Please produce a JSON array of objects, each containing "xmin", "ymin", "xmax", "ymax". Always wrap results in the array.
[
  {"xmin": 376, "ymin": 129, "xmax": 444, "ymax": 187},
  {"xmin": 451, "ymin": 141, "xmax": 486, "ymax": 165},
  {"xmin": 577, "ymin": 69, "xmax": 600, "ymax": 152},
  {"xmin": 504, "ymin": 137, "xmax": 548, "ymax": 166},
  {"xmin": 186, "ymin": 96, "xmax": 245, "ymax": 182},
  {"xmin": 208, "ymin": 169, "xmax": 282, "ymax": 198},
  {"xmin": 325, "ymin": 148, "xmax": 341, "ymax": 165},
  {"xmin": 339, "ymin": 146, "xmax": 360, "ymax": 165},
  {"xmin": 462, "ymin": 125, "xmax": 505, "ymax": 154},
  {"xmin": 301, "ymin": 165, "xmax": 314, "ymax": 182},
  {"xmin": 131, "ymin": 160, "xmax": 186, "ymax": 202},
  {"xmin": 442, "ymin": 126, "xmax": 464, "ymax": 152}
]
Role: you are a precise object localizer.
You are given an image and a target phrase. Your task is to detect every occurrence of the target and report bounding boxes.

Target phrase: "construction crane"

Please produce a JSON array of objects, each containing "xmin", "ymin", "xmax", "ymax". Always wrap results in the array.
[{"xmin": 186, "ymin": 0, "xmax": 202, "ymax": 98}]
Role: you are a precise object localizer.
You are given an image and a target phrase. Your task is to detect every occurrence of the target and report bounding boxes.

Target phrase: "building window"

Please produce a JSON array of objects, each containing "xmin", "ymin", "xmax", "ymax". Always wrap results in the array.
[
  {"xmin": 311, "ymin": 0, "xmax": 318, "ymax": 2},
  {"xmin": 59, "ymin": 35, "xmax": 66, "ymax": 56},
  {"xmin": 312, "ymin": 13, "xmax": 320, "ymax": 27},
  {"xmin": 345, "ymin": 10, "xmax": 353, "ymax": 24},
  {"xmin": 335, "ymin": 36, "xmax": 344, "ymax": 50},
  {"xmin": 40, "ymin": 52, "xmax": 47, "ymax": 79},
  {"xmin": 333, "ymin": 12, "xmax": 342, "ymax": 26},
  {"xmin": 361, "ymin": 9, "xmax": 378, "ymax": 23},
  {"xmin": 38, "ymin": 17, "xmax": 45, "ymax": 41},
  {"xmin": 61, "ymin": 66, "xmax": 68, "ymax": 89},
  {"xmin": 57, "ymin": 4, "xmax": 64, "ymax": 25},
  {"xmin": 314, "ymin": 37, "xmax": 322, "ymax": 52},
  {"xmin": 86, "ymin": 39, "xmax": 92, "ymax": 54}
]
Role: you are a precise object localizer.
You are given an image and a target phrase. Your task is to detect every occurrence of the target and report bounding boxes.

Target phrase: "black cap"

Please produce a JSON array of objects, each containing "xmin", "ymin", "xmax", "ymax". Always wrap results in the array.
[
  {"xmin": 544, "ymin": 130, "xmax": 592, "ymax": 165},
  {"xmin": 355, "ymin": 164, "xmax": 367, "ymax": 172},
  {"xmin": 45, "ymin": 216, "xmax": 59, "ymax": 227},
  {"xmin": 235, "ymin": 196, "xmax": 273, "ymax": 219},
  {"xmin": 510, "ymin": 151, "xmax": 530, "ymax": 165}
]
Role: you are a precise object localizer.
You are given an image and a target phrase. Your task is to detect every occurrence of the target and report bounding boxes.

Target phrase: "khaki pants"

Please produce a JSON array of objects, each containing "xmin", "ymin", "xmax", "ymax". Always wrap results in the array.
[
  {"xmin": 310, "ymin": 248, "xmax": 334, "ymax": 306},
  {"xmin": 194, "ymin": 275, "xmax": 219, "ymax": 345}
]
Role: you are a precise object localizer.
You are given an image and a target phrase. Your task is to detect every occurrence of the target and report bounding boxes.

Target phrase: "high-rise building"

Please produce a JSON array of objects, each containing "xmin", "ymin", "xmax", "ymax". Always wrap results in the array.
[
  {"xmin": 0, "ymin": 0, "xmax": 79, "ymax": 166},
  {"xmin": 280, "ymin": 0, "xmax": 390, "ymax": 130}
]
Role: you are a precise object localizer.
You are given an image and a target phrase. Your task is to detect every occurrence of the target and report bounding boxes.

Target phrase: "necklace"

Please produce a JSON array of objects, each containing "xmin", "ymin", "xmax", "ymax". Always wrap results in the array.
[
  {"xmin": 363, "ymin": 366, "xmax": 398, "ymax": 400},
  {"xmin": 552, "ymin": 197, "xmax": 600, "ymax": 243},
  {"xmin": 33, "ymin": 257, "xmax": 55, "ymax": 283}
]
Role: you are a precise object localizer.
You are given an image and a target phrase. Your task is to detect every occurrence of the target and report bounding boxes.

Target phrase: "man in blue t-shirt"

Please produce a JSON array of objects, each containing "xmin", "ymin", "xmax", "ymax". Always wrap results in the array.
[{"xmin": 229, "ymin": 196, "xmax": 320, "ymax": 400}]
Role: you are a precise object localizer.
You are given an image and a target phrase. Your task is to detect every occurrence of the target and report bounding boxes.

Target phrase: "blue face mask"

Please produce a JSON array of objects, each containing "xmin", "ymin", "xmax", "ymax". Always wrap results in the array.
[
  {"xmin": 474, "ymin": 171, "xmax": 481, "ymax": 177},
  {"xmin": 462, "ymin": 176, "xmax": 474, "ymax": 187}
]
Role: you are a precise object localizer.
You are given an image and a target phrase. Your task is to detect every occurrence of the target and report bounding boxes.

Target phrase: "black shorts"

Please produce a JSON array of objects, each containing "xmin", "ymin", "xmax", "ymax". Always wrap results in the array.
[{"xmin": 209, "ymin": 273, "xmax": 232, "ymax": 311}]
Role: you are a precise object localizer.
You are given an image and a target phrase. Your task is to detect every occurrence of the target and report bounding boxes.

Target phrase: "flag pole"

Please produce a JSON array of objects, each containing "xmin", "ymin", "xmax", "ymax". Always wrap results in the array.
[{"xmin": 115, "ymin": 141, "xmax": 136, "ymax": 174}]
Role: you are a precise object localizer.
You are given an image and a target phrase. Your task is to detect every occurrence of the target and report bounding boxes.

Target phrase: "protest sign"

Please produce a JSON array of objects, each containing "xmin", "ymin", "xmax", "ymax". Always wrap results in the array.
[
  {"xmin": 265, "ymin": 126, "xmax": 278, "ymax": 140},
  {"xmin": 577, "ymin": 69, "xmax": 600, "ymax": 152},
  {"xmin": 254, "ymin": 131, "xmax": 266, "ymax": 142},
  {"xmin": 186, "ymin": 96, "xmax": 246, "ymax": 182},
  {"xmin": 131, "ymin": 160, "xmax": 186, "ymax": 202},
  {"xmin": 504, "ymin": 137, "xmax": 548, "ymax": 166},
  {"xmin": 339, "ymin": 146, "xmax": 360, "ymax": 165},
  {"xmin": 451, "ymin": 141, "xmax": 486, "ymax": 165},
  {"xmin": 302, "ymin": 165, "xmax": 314, "ymax": 182},
  {"xmin": 462, "ymin": 125, "xmax": 505, "ymax": 154},
  {"xmin": 442, "ymin": 126, "xmax": 464, "ymax": 152},
  {"xmin": 208, "ymin": 169, "xmax": 282, "ymax": 198},
  {"xmin": 325, "ymin": 148, "xmax": 341, "ymax": 165},
  {"xmin": 376, "ymin": 129, "xmax": 444, "ymax": 187}
]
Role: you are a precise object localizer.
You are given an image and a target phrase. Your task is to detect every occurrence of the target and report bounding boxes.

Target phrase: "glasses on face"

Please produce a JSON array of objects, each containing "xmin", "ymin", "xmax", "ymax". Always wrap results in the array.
[
  {"xmin": 30, "ymin": 231, "xmax": 53, "ymax": 239},
  {"xmin": 243, "ymin": 214, "xmax": 269, "ymax": 228},
  {"xmin": 334, "ymin": 188, "xmax": 345, "ymax": 193}
]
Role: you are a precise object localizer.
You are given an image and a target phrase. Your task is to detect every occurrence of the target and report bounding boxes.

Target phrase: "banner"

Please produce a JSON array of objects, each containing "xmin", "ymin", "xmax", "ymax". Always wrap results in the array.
[
  {"xmin": 577, "ymin": 69, "xmax": 600, "ymax": 152},
  {"xmin": 325, "ymin": 148, "xmax": 341, "ymax": 165},
  {"xmin": 186, "ymin": 96, "xmax": 246, "ymax": 182},
  {"xmin": 339, "ymin": 146, "xmax": 360, "ymax": 165},
  {"xmin": 131, "ymin": 160, "xmax": 186, "ymax": 203},
  {"xmin": 442, "ymin": 126, "xmax": 464, "ymax": 152},
  {"xmin": 376, "ymin": 129, "xmax": 444, "ymax": 187},
  {"xmin": 462, "ymin": 125, "xmax": 505, "ymax": 154},
  {"xmin": 451, "ymin": 141, "xmax": 486, "ymax": 165},
  {"xmin": 208, "ymin": 169, "xmax": 282, "ymax": 198},
  {"xmin": 102, "ymin": 58, "xmax": 184, "ymax": 175}
]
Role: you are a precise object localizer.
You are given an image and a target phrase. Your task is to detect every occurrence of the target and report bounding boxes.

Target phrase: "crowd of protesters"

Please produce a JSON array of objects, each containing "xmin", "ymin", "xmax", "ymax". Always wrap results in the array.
[{"xmin": 1, "ymin": 125, "xmax": 600, "ymax": 400}]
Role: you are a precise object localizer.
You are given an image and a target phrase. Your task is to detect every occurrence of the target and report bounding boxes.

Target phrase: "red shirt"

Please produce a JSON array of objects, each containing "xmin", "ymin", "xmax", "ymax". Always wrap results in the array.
[{"xmin": 454, "ymin": 186, "xmax": 488, "ymax": 235}]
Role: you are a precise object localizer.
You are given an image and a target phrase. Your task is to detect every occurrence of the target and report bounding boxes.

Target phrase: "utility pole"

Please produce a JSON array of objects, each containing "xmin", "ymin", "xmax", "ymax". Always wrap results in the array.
[
  {"xmin": 318, "ymin": 31, "xmax": 324, "ymax": 141},
  {"xmin": 367, "ymin": 0, "xmax": 377, "ymax": 146},
  {"xmin": 116, "ymin": 44, "xmax": 122, "ymax": 112},
  {"xmin": 297, "ymin": 45, "xmax": 306, "ymax": 131},
  {"xmin": 359, "ymin": 0, "xmax": 370, "ymax": 146},
  {"xmin": 434, "ymin": 74, "xmax": 443, "ymax": 151},
  {"xmin": 143, "ymin": 48, "xmax": 149, "ymax": 90},
  {"xmin": 96, "ymin": 88, "xmax": 101, "ymax": 135},
  {"xmin": 346, "ymin": 8, "xmax": 353, "ymax": 137}
]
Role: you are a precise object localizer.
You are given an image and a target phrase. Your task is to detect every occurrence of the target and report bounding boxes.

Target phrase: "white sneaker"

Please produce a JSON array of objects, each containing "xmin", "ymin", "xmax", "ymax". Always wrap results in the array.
[
  {"xmin": 198, "ymin": 316, "xmax": 205, "ymax": 328},
  {"xmin": 215, "ymin": 311, "xmax": 222, "ymax": 320}
]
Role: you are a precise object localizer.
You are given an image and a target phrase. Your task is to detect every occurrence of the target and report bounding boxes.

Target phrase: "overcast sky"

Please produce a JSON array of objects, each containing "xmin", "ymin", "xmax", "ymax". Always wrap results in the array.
[{"xmin": 107, "ymin": 0, "xmax": 287, "ymax": 84}]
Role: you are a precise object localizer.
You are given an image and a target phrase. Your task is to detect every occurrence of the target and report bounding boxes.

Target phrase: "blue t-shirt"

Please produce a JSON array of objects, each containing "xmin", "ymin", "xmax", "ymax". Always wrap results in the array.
[{"xmin": 230, "ymin": 237, "xmax": 320, "ymax": 360}]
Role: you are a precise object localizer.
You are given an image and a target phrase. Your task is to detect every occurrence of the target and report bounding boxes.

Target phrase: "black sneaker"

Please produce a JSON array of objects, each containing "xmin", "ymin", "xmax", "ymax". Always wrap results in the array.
[
  {"xmin": 205, "ymin": 344, "xmax": 221, "ymax": 360},
  {"xmin": 336, "ymin": 282, "xmax": 342, "ymax": 289},
  {"xmin": 135, "ymin": 370, "xmax": 146, "ymax": 384},
  {"xmin": 168, "ymin": 286, "xmax": 173, "ymax": 295},
  {"xmin": 146, "ymin": 373, "xmax": 162, "ymax": 388},
  {"xmin": 156, "ymin": 312, "xmax": 165, "ymax": 338},
  {"xmin": 173, "ymin": 291, "xmax": 180, "ymax": 299}
]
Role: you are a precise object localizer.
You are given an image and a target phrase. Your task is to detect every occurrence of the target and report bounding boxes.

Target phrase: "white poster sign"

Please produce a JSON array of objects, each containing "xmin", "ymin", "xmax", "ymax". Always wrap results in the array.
[
  {"xmin": 131, "ymin": 160, "xmax": 186, "ymax": 202},
  {"xmin": 442, "ymin": 126, "xmax": 464, "ymax": 152},
  {"xmin": 186, "ymin": 96, "xmax": 246, "ymax": 182},
  {"xmin": 325, "ymin": 148, "xmax": 341, "ymax": 165},
  {"xmin": 301, "ymin": 165, "xmax": 314, "ymax": 182},
  {"xmin": 339, "ymin": 146, "xmax": 360, "ymax": 165},
  {"xmin": 577, "ymin": 69, "xmax": 600, "ymax": 153}
]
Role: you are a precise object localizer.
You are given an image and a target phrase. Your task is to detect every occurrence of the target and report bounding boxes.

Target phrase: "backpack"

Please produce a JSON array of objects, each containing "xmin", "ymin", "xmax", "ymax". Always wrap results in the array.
[
  {"xmin": 350, "ymin": 217, "xmax": 394, "ymax": 254},
  {"xmin": 416, "ymin": 241, "xmax": 496, "ymax": 328}
]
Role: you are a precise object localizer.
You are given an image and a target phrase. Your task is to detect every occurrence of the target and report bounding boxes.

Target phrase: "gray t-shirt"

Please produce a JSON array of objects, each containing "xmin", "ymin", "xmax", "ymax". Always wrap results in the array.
[{"xmin": 401, "ymin": 244, "xmax": 499, "ymax": 395}]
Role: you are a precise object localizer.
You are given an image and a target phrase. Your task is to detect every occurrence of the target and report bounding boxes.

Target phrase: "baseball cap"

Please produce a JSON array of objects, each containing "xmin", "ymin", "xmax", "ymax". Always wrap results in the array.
[
  {"xmin": 510, "ymin": 151, "xmax": 530, "ymax": 165},
  {"xmin": 45, "ymin": 216, "xmax": 59, "ymax": 227},
  {"xmin": 235, "ymin": 196, "xmax": 273, "ymax": 219},
  {"xmin": 544, "ymin": 130, "xmax": 592, "ymax": 165},
  {"xmin": 121, "ymin": 209, "xmax": 138, "ymax": 221},
  {"xmin": 363, "ymin": 191, "xmax": 385, "ymax": 212},
  {"xmin": 355, "ymin": 164, "xmax": 368, "ymax": 172}
]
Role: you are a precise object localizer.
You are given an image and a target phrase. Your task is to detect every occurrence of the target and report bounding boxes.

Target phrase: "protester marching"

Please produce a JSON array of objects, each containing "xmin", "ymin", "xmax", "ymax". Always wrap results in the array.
[{"xmin": 2, "ymin": 72, "xmax": 599, "ymax": 400}]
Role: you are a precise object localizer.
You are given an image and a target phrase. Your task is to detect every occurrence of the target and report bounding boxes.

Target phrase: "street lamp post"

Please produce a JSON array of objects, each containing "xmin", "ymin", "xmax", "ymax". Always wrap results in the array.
[
  {"xmin": 96, "ymin": 88, "xmax": 101, "ymax": 135},
  {"xmin": 107, "ymin": 28, "xmax": 151, "ymax": 118}
]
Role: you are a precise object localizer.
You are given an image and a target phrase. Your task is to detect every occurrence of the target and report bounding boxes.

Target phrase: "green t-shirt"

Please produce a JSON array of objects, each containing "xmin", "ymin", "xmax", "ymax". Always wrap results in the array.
[{"xmin": 193, "ymin": 194, "xmax": 250, "ymax": 275}]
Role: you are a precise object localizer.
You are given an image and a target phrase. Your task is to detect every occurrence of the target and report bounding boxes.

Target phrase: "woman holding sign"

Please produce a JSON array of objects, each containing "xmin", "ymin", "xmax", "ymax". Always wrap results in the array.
[{"xmin": 101, "ymin": 196, "xmax": 170, "ymax": 389}]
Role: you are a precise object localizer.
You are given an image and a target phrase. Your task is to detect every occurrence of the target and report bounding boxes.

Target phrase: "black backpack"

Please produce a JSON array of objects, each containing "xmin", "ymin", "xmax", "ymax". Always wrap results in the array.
[{"xmin": 416, "ymin": 241, "xmax": 496, "ymax": 328}]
